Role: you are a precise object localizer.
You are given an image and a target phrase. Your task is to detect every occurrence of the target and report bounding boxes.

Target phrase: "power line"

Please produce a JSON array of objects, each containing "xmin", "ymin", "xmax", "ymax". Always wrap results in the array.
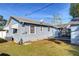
[{"xmin": 25, "ymin": 3, "xmax": 53, "ymax": 16}]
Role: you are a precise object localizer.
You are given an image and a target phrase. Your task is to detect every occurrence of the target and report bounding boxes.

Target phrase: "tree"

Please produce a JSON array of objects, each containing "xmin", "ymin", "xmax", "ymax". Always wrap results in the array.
[
  {"xmin": 70, "ymin": 3, "xmax": 79, "ymax": 18},
  {"xmin": 0, "ymin": 15, "xmax": 7, "ymax": 30},
  {"xmin": 0, "ymin": 15, "xmax": 3, "ymax": 21}
]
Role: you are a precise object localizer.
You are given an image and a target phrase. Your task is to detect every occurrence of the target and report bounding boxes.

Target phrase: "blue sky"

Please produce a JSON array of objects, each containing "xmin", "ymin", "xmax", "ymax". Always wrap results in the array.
[{"xmin": 0, "ymin": 3, "xmax": 71, "ymax": 24}]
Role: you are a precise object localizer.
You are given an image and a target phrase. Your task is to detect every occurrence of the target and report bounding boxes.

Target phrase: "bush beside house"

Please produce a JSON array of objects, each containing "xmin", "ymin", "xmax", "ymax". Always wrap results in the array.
[{"xmin": 0, "ymin": 38, "xmax": 7, "ymax": 43}]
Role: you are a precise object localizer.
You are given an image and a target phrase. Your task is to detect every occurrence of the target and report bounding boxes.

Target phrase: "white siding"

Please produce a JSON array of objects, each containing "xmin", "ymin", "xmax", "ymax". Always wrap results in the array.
[
  {"xmin": 52, "ymin": 28, "xmax": 59, "ymax": 38},
  {"xmin": 6, "ymin": 19, "xmax": 57, "ymax": 43},
  {"xmin": 6, "ymin": 24, "xmax": 56, "ymax": 43},
  {"xmin": 0, "ymin": 31, "xmax": 6, "ymax": 39},
  {"xmin": 71, "ymin": 26, "xmax": 79, "ymax": 44}
]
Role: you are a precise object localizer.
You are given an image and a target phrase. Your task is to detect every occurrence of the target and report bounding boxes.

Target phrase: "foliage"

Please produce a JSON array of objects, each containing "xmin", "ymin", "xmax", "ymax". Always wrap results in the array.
[
  {"xmin": 70, "ymin": 3, "xmax": 79, "ymax": 18},
  {"xmin": 0, "ymin": 15, "xmax": 7, "ymax": 30}
]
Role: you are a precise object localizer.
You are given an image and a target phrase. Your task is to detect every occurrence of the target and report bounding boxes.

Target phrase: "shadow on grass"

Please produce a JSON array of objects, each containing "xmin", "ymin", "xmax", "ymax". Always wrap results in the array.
[
  {"xmin": 60, "ymin": 40, "xmax": 71, "ymax": 44},
  {"xmin": 64, "ymin": 44, "xmax": 79, "ymax": 56},
  {"xmin": 47, "ymin": 38, "xmax": 79, "ymax": 56},
  {"xmin": 47, "ymin": 38, "xmax": 71, "ymax": 45},
  {"xmin": 66, "ymin": 49, "xmax": 79, "ymax": 56},
  {"xmin": 0, "ymin": 53, "xmax": 10, "ymax": 56},
  {"xmin": 47, "ymin": 39, "xmax": 61, "ymax": 44}
]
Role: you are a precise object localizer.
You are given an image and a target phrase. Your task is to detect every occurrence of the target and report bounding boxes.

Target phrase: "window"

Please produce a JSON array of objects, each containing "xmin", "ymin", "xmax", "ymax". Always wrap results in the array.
[
  {"xmin": 30, "ymin": 25, "xmax": 35, "ymax": 33},
  {"xmin": 7, "ymin": 30, "xmax": 9, "ymax": 33},
  {"xmin": 48, "ymin": 27, "xmax": 50, "ymax": 31},
  {"xmin": 41, "ymin": 26, "xmax": 43, "ymax": 31},
  {"xmin": 13, "ymin": 29, "xmax": 17, "ymax": 33}
]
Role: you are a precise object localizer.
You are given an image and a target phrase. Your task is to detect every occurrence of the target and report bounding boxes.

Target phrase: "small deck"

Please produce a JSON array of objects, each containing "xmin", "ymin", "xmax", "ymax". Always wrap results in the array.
[
  {"xmin": 55, "ymin": 37, "xmax": 70, "ymax": 40},
  {"xmin": 54, "ymin": 37, "xmax": 71, "ymax": 43}
]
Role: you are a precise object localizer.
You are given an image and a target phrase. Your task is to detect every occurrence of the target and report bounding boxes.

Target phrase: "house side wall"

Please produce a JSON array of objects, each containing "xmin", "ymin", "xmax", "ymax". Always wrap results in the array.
[
  {"xmin": 6, "ymin": 18, "xmax": 57, "ymax": 43},
  {"xmin": 71, "ymin": 25, "xmax": 79, "ymax": 44},
  {"xmin": 52, "ymin": 28, "xmax": 59, "ymax": 38},
  {"xmin": 6, "ymin": 23, "xmax": 56, "ymax": 43}
]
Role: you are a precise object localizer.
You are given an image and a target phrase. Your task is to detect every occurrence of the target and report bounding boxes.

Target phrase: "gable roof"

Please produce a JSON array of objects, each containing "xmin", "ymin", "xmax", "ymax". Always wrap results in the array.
[
  {"xmin": 69, "ymin": 17, "xmax": 79, "ymax": 26},
  {"xmin": 6, "ymin": 16, "xmax": 57, "ymax": 28},
  {"xmin": 71, "ymin": 17, "xmax": 79, "ymax": 21},
  {"xmin": 69, "ymin": 21, "xmax": 79, "ymax": 25}
]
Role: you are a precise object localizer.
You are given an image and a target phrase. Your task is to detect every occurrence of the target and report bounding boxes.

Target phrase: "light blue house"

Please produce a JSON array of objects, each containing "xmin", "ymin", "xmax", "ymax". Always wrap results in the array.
[
  {"xmin": 4, "ymin": 16, "xmax": 59, "ymax": 43},
  {"xmin": 70, "ymin": 17, "xmax": 79, "ymax": 45}
]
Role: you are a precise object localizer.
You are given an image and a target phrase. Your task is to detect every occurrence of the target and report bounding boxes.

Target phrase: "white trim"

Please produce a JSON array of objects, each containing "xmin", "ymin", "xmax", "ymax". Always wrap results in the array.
[
  {"xmin": 29, "ymin": 25, "xmax": 30, "ymax": 34},
  {"xmin": 35, "ymin": 26, "xmax": 36, "ymax": 34}
]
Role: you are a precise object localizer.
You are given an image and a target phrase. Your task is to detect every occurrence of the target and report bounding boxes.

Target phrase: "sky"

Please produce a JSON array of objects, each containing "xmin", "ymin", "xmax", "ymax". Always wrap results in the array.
[{"xmin": 0, "ymin": 3, "xmax": 71, "ymax": 24}]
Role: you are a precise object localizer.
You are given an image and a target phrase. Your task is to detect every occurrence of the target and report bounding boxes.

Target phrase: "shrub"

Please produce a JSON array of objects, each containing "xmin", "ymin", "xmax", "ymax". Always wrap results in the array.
[{"xmin": 0, "ymin": 38, "xmax": 7, "ymax": 43}]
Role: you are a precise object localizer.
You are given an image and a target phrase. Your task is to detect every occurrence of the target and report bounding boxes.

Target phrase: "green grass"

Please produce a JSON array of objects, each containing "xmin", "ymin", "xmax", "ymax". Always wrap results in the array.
[{"xmin": 0, "ymin": 39, "xmax": 79, "ymax": 56}]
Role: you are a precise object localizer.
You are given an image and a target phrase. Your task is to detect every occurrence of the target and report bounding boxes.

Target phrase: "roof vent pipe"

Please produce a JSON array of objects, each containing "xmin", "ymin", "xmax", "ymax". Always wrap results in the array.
[{"xmin": 40, "ymin": 19, "xmax": 44, "ymax": 25}]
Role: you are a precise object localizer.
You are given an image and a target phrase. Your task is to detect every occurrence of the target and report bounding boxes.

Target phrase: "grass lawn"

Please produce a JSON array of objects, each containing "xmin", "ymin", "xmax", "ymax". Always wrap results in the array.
[{"xmin": 0, "ymin": 39, "xmax": 79, "ymax": 56}]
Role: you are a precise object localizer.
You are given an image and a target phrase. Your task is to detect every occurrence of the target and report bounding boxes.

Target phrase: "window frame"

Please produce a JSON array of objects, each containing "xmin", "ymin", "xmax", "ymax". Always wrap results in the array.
[
  {"xmin": 48, "ymin": 27, "xmax": 50, "ymax": 31},
  {"xmin": 30, "ymin": 25, "xmax": 35, "ymax": 33},
  {"xmin": 13, "ymin": 28, "xmax": 17, "ymax": 34}
]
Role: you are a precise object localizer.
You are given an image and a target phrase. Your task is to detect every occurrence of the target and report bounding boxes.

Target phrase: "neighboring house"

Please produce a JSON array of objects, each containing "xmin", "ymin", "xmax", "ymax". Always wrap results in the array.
[
  {"xmin": 52, "ymin": 17, "xmax": 79, "ymax": 45},
  {"xmin": 0, "ymin": 20, "xmax": 7, "ymax": 39},
  {"xmin": 70, "ymin": 17, "xmax": 79, "ymax": 45},
  {"xmin": 4, "ymin": 16, "xmax": 58, "ymax": 43},
  {"xmin": 0, "ymin": 30, "xmax": 6, "ymax": 39},
  {"xmin": 54, "ymin": 24, "xmax": 71, "ymax": 39},
  {"xmin": 0, "ymin": 16, "xmax": 7, "ymax": 39}
]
